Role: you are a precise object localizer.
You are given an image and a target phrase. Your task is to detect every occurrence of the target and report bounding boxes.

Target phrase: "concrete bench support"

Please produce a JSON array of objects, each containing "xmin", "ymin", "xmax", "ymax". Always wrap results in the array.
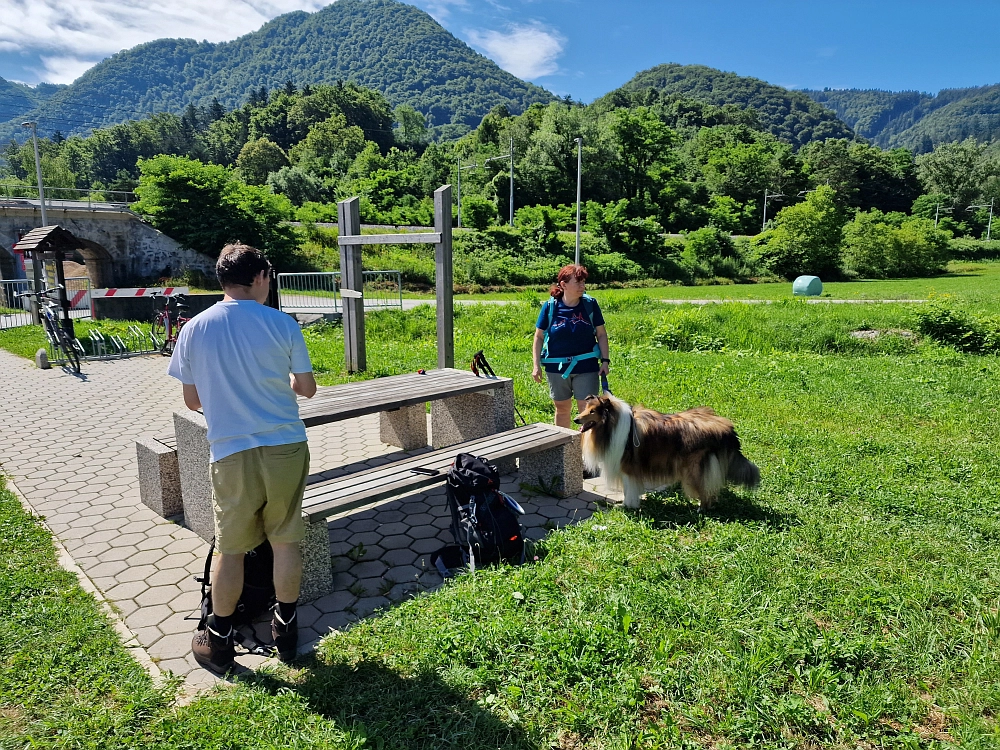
[
  {"xmin": 518, "ymin": 427, "xmax": 583, "ymax": 498},
  {"xmin": 135, "ymin": 435, "xmax": 182, "ymax": 517},
  {"xmin": 173, "ymin": 409, "xmax": 214, "ymax": 542},
  {"xmin": 299, "ymin": 517, "xmax": 334, "ymax": 602},
  {"xmin": 431, "ymin": 379, "xmax": 514, "ymax": 448},
  {"xmin": 379, "ymin": 404, "xmax": 428, "ymax": 450}
]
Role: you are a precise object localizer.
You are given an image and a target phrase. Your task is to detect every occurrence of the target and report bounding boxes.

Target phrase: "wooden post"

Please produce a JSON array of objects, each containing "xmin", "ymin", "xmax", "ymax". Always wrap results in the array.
[
  {"xmin": 338, "ymin": 197, "xmax": 366, "ymax": 372},
  {"xmin": 52, "ymin": 248, "xmax": 74, "ymax": 339},
  {"xmin": 434, "ymin": 185, "xmax": 454, "ymax": 369}
]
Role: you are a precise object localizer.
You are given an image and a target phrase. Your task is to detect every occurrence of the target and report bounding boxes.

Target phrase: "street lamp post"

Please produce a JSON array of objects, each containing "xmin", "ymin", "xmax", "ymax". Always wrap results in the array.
[
  {"xmin": 934, "ymin": 203, "xmax": 953, "ymax": 228},
  {"xmin": 574, "ymin": 137, "xmax": 582, "ymax": 265},
  {"xmin": 762, "ymin": 188, "xmax": 785, "ymax": 233},
  {"xmin": 456, "ymin": 157, "xmax": 478, "ymax": 229},
  {"xmin": 967, "ymin": 198, "xmax": 995, "ymax": 241}
]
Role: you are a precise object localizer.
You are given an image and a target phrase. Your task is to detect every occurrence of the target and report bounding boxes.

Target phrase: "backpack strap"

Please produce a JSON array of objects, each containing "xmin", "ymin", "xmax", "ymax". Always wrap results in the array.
[{"xmin": 540, "ymin": 294, "xmax": 602, "ymax": 379}]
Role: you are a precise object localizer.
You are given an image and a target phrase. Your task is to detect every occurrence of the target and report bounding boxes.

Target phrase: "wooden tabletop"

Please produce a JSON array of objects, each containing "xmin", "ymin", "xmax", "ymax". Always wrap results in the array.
[{"xmin": 298, "ymin": 367, "xmax": 510, "ymax": 428}]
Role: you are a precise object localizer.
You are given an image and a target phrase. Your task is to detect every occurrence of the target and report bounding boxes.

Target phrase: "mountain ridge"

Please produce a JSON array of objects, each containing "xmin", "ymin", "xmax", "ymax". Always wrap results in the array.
[{"xmin": 0, "ymin": 0, "xmax": 553, "ymax": 141}]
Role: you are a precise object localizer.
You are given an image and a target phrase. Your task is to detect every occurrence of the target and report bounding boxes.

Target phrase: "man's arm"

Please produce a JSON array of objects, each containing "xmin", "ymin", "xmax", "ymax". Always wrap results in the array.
[
  {"xmin": 182, "ymin": 383, "xmax": 202, "ymax": 411},
  {"xmin": 291, "ymin": 371, "xmax": 317, "ymax": 398}
]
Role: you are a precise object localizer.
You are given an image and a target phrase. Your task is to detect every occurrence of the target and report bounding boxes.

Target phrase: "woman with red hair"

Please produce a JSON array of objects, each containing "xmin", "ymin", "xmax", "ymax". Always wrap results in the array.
[{"xmin": 532, "ymin": 264, "xmax": 610, "ymax": 429}]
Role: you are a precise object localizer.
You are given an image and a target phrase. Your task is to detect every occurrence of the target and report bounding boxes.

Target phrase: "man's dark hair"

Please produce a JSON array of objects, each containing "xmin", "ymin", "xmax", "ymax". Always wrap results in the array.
[{"xmin": 216, "ymin": 244, "xmax": 271, "ymax": 288}]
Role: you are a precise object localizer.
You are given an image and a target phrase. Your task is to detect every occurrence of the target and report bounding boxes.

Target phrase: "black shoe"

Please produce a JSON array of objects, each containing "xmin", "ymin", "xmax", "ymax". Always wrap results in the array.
[
  {"xmin": 192, "ymin": 625, "xmax": 235, "ymax": 675},
  {"xmin": 271, "ymin": 605, "xmax": 298, "ymax": 663}
]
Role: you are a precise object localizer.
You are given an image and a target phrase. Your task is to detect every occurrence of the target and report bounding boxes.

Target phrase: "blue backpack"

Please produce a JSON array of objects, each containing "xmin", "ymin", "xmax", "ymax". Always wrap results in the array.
[{"xmin": 540, "ymin": 294, "xmax": 601, "ymax": 379}]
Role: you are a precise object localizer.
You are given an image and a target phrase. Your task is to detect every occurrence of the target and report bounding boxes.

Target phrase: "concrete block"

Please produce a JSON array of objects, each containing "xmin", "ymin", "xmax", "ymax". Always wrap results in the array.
[
  {"xmin": 430, "ymin": 379, "xmax": 514, "ymax": 449},
  {"xmin": 136, "ymin": 434, "xmax": 182, "ymax": 517},
  {"xmin": 173, "ymin": 410, "xmax": 213, "ymax": 542},
  {"xmin": 379, "ymin": 403, "xmax": 428, "ymax": 450},
  {"xmin": 299, "ymin": 517, "xmax": 333, "ymax": 602},
  {"xmin": 518, "ymin": 427, "xmax": 583, "ymax": 498}
]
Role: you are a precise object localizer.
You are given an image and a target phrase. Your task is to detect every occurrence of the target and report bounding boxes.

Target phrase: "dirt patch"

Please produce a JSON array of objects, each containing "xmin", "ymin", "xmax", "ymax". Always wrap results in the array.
[
  {"xmin": 849, "ymin": 328, "xmax": 918, "ymax": 341},
  {"xmin": 555, "ymin": 730, "xmax": 585, "ymax": 749}
]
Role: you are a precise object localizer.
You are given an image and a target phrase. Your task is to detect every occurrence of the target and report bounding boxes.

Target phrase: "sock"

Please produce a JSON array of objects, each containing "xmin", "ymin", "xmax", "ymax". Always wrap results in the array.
[
  {"xmin": 276, "ymin": 600, "xmax": 297, "ymax": 625},
  {"xmin": 208, "ymin": 612, "xmax": 233, "ymax": 637}
]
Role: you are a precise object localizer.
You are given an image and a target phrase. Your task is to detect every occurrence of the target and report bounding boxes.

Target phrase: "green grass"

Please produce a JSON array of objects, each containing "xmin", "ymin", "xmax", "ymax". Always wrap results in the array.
[
  {"xmin": 409, "ymin": 260, "xmax": 1000, "ymax": 305},
  {"xmin": 0, "ymin": 319, "xmax": 143, "ymax": 360},
  {"xmin": 5, "ymin": 281, "xmax": 1000, "ymax": 747}
]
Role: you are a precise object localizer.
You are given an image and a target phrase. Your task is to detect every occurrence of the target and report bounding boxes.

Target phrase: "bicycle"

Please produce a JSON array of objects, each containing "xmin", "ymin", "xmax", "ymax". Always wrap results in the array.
[
  {"xmin": 150, "ymin": 292, "xmax": 190, "ymax": 356},
  {"xmin": 18, "ymin": 286, "xmax": 81, "ymax": 374}
]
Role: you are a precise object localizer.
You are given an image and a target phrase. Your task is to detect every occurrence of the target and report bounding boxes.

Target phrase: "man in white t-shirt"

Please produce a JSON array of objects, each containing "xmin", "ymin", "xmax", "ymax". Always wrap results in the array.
[{"xmin": 167, "ymin": 244, "xmax": 317, "ymax": 674}]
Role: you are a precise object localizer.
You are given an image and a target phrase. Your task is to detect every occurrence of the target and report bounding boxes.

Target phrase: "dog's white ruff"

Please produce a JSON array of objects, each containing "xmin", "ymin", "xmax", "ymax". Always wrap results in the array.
[{"xmin": 582, "ymin": 395, "xmax": 642, "ymax": 506}]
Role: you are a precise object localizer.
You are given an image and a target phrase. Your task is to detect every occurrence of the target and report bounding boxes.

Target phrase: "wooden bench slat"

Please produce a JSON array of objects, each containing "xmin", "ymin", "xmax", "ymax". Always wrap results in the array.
[
  {"xmin": 302, "ymin": 424, "xmax": 572, "ymax": 520},
  {"xmin": 303, "ymin": 426, "xmax": 564, "ymax": 498}
]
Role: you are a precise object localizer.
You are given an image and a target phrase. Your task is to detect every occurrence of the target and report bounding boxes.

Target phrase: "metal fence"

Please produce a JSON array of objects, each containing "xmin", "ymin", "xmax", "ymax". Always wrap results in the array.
[
  {"xmin": 0, "ymin": 277, "xmax": 92, "ymax": 330},
  {"xmin": 0, "ymin": 183, "xmax": 136, "ymax": 207},
  {"xmin": 277, "ymin": 270, "xmax": 402, "ymax": 315}
]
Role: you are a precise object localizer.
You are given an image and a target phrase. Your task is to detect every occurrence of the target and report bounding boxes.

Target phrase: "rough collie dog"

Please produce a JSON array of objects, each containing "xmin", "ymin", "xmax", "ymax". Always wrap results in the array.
[{"xmin": 574, "ymin": 394, "xmax": 760, "ymax": 510}]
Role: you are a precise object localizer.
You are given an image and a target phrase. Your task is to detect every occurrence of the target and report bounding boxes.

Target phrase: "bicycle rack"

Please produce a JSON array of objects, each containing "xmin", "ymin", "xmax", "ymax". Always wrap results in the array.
[{"xmin": 88, "ymin": 330, "xmax": 108, "ymax": 358}]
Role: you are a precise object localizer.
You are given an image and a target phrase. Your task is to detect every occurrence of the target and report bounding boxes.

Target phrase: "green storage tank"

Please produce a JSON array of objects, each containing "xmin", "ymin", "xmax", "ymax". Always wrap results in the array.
[{"xmin": 792, "ymin": 276, "xmax": 823, "ymax": 296}]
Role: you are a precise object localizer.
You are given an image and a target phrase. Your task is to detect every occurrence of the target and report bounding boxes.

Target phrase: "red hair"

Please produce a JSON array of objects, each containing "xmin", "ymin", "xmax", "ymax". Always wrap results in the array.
[{"xmin": 549, "ymin": 264, "xmax": 588, "ymax": 299}]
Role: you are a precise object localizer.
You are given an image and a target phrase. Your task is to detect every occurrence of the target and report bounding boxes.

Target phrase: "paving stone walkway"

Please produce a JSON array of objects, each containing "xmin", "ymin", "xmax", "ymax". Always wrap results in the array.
[{"xmin": 0, "ymin": 349, "xmax": 611, "ymax": 693}]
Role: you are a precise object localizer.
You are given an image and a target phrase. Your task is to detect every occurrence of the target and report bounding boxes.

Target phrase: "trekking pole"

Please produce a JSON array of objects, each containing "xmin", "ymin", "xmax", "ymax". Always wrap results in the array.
[{"xmin": 471, "ymin": 350, "xmax": 527, "ymax": 426}]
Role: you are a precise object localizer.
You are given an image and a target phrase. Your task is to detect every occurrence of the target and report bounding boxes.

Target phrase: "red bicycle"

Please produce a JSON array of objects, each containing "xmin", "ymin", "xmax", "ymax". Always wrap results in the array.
[{"xmin": 150, "ymin": 292, "xmax": 190, "ymax": 356}]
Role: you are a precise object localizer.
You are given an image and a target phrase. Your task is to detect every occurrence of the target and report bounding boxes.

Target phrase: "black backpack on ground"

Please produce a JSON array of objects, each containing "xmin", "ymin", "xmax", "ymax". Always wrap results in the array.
[
  {"xmin": 434, "ymin": 453, "xmax": 525, "ymax": 574},
  {"xmin": 194, "ymin": 538, "xmax": 276, "ymax": 655}
]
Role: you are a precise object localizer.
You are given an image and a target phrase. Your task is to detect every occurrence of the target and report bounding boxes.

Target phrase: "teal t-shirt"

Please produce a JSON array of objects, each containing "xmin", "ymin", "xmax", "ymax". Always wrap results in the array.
[{"xmin": 536, "ymin": 297, "xmax": 605, "ymax": 374}]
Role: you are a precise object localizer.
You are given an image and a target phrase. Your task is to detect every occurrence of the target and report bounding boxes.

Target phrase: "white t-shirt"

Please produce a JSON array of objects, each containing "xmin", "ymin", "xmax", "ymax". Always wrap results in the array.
[{"xmin": 167, "ymin": 300, "xmax": 313, "ymax": 462}]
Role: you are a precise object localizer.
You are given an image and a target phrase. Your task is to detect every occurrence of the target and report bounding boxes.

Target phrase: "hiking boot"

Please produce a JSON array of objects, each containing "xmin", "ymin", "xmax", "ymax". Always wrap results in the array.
[
  {"xmin": 192, "ymin": 625, "xmax": 235, "ymax": 675},
  {"xmin": 271, "ymin": 605, "xmax": 298, "ymax": 663}
]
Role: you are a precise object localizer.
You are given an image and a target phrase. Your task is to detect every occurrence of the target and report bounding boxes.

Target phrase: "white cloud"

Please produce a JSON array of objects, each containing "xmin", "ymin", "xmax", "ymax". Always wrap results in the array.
[
  {"xmin": 466, "ymin": 21, "xmax": 564, "ymax": 80},
  {"xmin": 413, "ymin": 0, "xmax": 468, "ymax": 21},
  {"xmin": 0, "ymin": 0, "xmax": 330, "ymax": 84}
]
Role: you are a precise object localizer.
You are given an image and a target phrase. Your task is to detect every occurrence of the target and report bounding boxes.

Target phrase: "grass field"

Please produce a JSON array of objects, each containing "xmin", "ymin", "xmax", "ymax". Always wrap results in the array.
[{"xmin": 4, "ymin": 276, "xmax": 1000, "ymax": 747}]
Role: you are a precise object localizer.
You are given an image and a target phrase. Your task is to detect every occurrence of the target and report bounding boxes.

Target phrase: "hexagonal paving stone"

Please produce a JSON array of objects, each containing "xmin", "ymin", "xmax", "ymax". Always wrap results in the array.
[
  {"xmin": 410, "ymin": 537, "xmax": 443, "ymax": 555},
  {"xmin": 128, "ymin": 549, "xmax": 167, "ymax": 567},
  {"xmin": 136, "ymin": 585, "xmax": 183, "ymax": 608},
  {"xmin": 536, "ymin": 504, "xmax": 569, "ymax": 520},
  {"xmin": 310, "ymin": 590, "xmax": 357, "ymax": 614},
  {"xmin": 351, "ymin": 596, "xmax": 390, "ymax": 618},
  {"xmin": 348, "ymin": 560, "xmax": 387, "ymax": 579},
  {"xmin": 87, "ymin": 559, "xmax": 130, "ymax": 579},
  {"xmin": 106, "ymin": 580, "xmax": 150, "ymax": 601},
  {"xmin": 384, "ymin": 565, "xmax": 421, "ymax": 584},
  {"xmin": 407, "ymin": 524, "xmax": 439, "ymax": 540},
  {"xmin": 380, "ymin": 548, "xmax": 418, "ymax": 567},
  {"xmin": 346, "ymin": 518, "xmax": 379, "ymax": 533},
  {"xmin": 349, "ymin": 531, "xmax": 383, "ymax": 547},
  {"xmin": 386, "ymin": 582, "xmax": 423, "ymax": 602},
  {"xmin": 145, "ymin": 568, "xmax": 187, "ymax": 588},
  {"xmin": 376, "ymin": 511, "xmax": 406, "ymax": 525},
  {"xmin": 330, "ymin": 571, "xmax": 357, "ymax": 590},
  {"xmin": 126, "ymin": 606, "xmax": 171, "ymax": 630},
  {"xmin": 379, "ymin": 534, "xmax": 412, "ymax": 550},
  {"xmin": 146, "ymin": 632, "xmax": 194, "ymax": 660},
  {"xmin": 313, "ymin": 611, "xmax": 354, "ymax": 634},
  {"xmin": 375, "ymin": 521, "xmax": 408, "ymax": 536}
]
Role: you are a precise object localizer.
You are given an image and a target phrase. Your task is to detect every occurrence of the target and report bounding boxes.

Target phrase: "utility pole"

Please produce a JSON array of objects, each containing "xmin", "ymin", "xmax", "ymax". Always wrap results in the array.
[
  {"xmin": 934, "ymin": 203, "xmax": 952, "ymax": 228},
  {"xmin": 22, "ymin": 121, "xmax": 46, "ymax": 324},
  {"xmin": 456, "ymin": 157, "xmax": 478, "ymax": 229},
  {"xmin": 968, "ymin": 198, "xmax": 995, "ymax": 241},
  {"xmin": 508, "ymin": 136, "xmax": 514, "ymax": 226},
  {"xmin": 762, "ymin": 188, "xmax": 784, "ymax": 233},
  {"xmin": 574, "ymin": 137, "xmax": 583, "ymax": 265}
]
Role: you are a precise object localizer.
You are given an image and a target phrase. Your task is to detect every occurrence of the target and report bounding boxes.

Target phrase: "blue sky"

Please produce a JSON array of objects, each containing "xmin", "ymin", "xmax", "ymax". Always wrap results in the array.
[{"xmin": 1, "ymin": 0, "xmax": 999, "ymax": 100}]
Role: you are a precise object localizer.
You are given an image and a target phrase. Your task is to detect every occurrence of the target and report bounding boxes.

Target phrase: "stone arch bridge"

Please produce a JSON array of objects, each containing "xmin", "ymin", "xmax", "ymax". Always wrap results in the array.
[{"xmin": 0, "ymin": 199, "xmax": 214, "ymax": 287}]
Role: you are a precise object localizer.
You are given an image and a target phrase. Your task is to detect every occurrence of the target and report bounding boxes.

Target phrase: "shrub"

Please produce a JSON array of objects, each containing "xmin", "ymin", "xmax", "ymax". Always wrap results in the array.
[
  {"xmin": 462, "ymin": 195, "xmax": 497, "ymax": 230},
  {"xmin": 949, "ymin": 238, "xmax": 1000, "ymax": 261},
  {"xmin": 913, "ymin": 296, "xmax": 999, "ymax": 353},
  {"xmin": 584, "ymin": 253, "xmax": 644, "ymax": 283},
  {"xmin": 842, "ymin": 212, "xmax": 950, "ymax": 278},
  {"xmin": 755, "ymin": 186, "xmax": 844, "ymax": 279}
]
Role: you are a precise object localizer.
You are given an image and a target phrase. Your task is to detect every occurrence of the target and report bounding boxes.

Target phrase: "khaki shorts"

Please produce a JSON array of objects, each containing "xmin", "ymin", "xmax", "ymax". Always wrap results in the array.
[{"xmin": 210, "ymin": 441, "xmax": 310, "ymax": 555}]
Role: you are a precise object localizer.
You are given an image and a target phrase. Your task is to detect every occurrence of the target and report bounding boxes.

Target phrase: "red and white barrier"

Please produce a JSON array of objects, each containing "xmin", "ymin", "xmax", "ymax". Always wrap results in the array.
[{"xmin": 90, "ymin": 287, "xmax": 189, "ymax": 299}]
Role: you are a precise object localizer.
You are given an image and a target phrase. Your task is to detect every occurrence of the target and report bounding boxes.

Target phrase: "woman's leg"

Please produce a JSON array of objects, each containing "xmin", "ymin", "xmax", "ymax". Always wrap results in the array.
[{"xmin": 553, "ymin": 399, "xmax": 573, "ymax": 428}]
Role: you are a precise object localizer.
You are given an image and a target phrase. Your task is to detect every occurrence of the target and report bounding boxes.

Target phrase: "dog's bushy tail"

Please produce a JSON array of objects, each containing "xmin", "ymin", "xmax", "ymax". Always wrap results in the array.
[{"xmin": 727, "ymin": 452, "xmax": 760, "ymax": 489}]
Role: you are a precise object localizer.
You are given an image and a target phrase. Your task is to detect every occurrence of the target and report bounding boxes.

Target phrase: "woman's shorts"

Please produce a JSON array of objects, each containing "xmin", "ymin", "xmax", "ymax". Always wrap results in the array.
[{"xmin": 546, "ymin": 370, "xmax": 601, "ymax": 402}]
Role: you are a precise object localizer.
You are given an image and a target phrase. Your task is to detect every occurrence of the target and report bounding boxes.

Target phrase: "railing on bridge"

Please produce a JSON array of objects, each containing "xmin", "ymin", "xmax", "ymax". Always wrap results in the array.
[
  {"xmin": 276, "ymin": 270, "xmax": 402, "ymax": 315},
  {"xmin": 0, "ymin": 183, "xmax": 136, "ymax": 209}
]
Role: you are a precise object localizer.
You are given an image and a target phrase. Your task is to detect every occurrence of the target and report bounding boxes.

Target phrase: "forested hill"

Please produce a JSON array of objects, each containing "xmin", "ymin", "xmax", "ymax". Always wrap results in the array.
[
  {"xmin": 804, "ymin": 85, "xmax": 1000, "ymax": 152},
  {"xmin": 596, "ymin": 63, "xmax": 856, "ymax": 147},
  {"xmin": 0, "ymin": 0, "xmax": 553, "ymax": 141}
]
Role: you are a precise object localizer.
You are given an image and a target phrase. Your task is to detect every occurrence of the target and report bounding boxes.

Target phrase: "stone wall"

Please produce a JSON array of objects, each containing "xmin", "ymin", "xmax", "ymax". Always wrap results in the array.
[{"xmin": 0, "ymin": 203, "xmax": 215, "ymax": 286}]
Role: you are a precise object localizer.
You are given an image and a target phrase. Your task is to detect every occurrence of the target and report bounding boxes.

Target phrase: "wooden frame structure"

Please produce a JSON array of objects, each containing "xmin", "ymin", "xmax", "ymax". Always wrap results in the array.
[
  {"xmin": 337, "ymin": 185, "xmax": 453, "ymax": 373},
  {"xmin": 12, "ymin": 224, "xmax": 79, "ymax": 336}
]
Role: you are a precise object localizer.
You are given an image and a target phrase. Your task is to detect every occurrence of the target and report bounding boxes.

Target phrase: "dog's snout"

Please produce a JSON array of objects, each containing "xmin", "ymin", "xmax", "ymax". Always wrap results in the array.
[{"xmin": 572, "ymin": 415, "xmax": 582, "ymax": 423}]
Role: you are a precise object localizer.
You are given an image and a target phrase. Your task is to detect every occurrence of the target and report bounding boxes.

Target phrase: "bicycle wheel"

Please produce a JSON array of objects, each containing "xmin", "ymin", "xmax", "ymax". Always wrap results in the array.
[
  {"xmin": 151, "ymin": 313, "xmax": 166, "ymax": 351},
  {"xmin": 54, "ymin": 329, "xmax": 81, "ymax": 374}
]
